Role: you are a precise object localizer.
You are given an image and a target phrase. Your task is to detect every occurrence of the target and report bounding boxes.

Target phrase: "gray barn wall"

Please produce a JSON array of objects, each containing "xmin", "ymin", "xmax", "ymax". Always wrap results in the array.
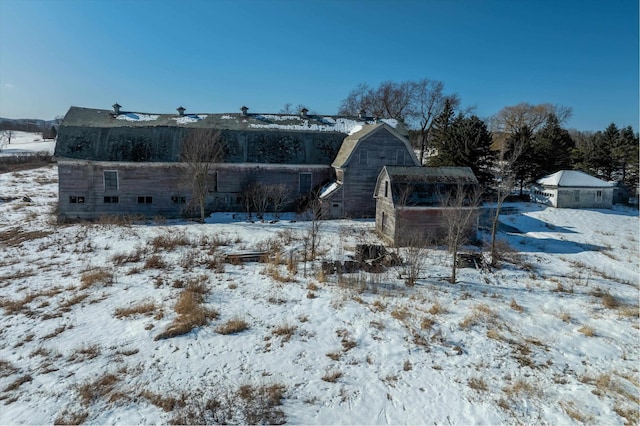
[
  {"xmin": 340, "ymin": 129, "xmax": 416, "ymax": 218},
  {"xmin": 58, "ymin": 161, "xmax": 332, "ymax": 220}
]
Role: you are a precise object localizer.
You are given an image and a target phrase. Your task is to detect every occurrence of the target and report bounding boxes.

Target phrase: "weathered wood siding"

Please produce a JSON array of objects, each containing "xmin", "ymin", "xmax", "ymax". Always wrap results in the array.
[
  {"xmin": 58, "ymin": 161, "xmax": 331, "ymax": 220},
  {"xmin": 340, "ymin": 128, "xmax": 417, "ymax": 218}
]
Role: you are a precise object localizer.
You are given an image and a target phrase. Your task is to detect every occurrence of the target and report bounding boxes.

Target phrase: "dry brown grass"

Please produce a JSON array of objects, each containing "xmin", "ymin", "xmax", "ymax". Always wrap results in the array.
[
  {"xmin": 272, "ymin": 324, "xmax": 297, "ymax": 342},
  {"xmin": 114, "ymin": 301, "xmax": 157, "ymax": 319},
  {"xmin": 2, "ymin": 374, "xmax": 32, "ymax": 392},
  {"xmin": 53, "ymin": 409, "xmax": 89, "ymax": 425},
  {"xmin": 215, "ymin": 317, "xmax": 250, "ymax": 335},
  {"xmin": 468, "ymin": 377, "xmax": 488, "ymax": 391},
  {"xmin": 80, "ymin": 268, "xmax": 113, "ymax": 289},
  {"xmin": 459, "ymin": 304, "xmax": 498, "ymax": 329},
  {"xmin": 144, "ymin": 254, "xmax": 169, "ymax": 270},
  {"xmin": 0, "ymin": 227, "xmax": 52, "ymax": 247},
  {"xmin": 140, "ymin": 390, "xmax": 187, "ymax": 412},
  {"xmin": 326, "ymin": 352, "xmax": 341, "ymax": 361},
  {"xmin": 578, "ymin": 324, "xmax": 596, "ymax": 337},
  {"xmin": 77, "ymin": 373, "xmax": 121, "ymax": 405},
  {"xmin": 509, "ymin": 298, "xmax": 524, "ymax": 312},
  {"xmin": 155, "ymin": 280, "xmax": 218, "ymax": 340},
  {"xmin": 559, "ymin": 400, "xmax": 593, "ymax": 423},
  {"xmin": 322, "ymin": 370, "xmax": 342, "ymax": 383},
  {"xmin": 428, "ymin": 301, "xmax": 447, "ymax": 315},
  {"xmin": 150, "ymin": 233, "xmax": 191, "ymax": 252},
  {"xmin": 502, "ymin": 379, "xmax": 541, "ymax": 398},
  {"xmin": 0, "ymin": 360, "xmax": 18, "ymax": 378},
  {"xmin": 391, "ymin": 306, "xmax": 410, "ymax": 322}
]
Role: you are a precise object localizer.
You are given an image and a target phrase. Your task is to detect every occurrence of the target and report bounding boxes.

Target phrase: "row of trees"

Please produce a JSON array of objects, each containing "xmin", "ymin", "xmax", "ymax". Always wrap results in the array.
[{"xmin": 339, "ymin": 81, "xmax": 639, "ymax": 192}]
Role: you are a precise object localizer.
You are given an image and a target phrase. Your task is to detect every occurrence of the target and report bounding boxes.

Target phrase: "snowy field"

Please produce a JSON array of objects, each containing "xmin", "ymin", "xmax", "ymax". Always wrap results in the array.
[
  {"xmin": 0, "ymin": 165, "xmax": 638, "ymax": 425},
  {"xmin": 0, "ymin": 131, "xmax": 56, "ymax": 156}
]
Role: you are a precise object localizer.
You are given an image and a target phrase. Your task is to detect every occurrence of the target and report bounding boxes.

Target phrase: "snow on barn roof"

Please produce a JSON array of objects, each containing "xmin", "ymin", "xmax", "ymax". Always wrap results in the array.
[
  {"xmin": 537, "ymin": 170, "xmax": 614, "ymax": 188},
  {"xmin": 61, "ymin": 106, "xmax": 403, "ymax": 135}
]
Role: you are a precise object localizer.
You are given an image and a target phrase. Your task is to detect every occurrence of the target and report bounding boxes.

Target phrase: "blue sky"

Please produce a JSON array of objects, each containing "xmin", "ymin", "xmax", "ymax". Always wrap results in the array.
[{"xmin": 0, "ymin": 0, "xmax": 637, "ymax": 131}]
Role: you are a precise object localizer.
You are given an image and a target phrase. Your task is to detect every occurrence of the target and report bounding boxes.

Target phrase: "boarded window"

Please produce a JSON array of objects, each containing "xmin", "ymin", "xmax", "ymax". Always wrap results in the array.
[
  {"xmin": 137, "ymin": 196, "xmax": 153, "ymax": 204},
  {"xmin": 299, "ymin": 173, "xmax": 312, "ymax": 194},
  {"xmin": 396, "ymin": 150, "xmax": 405, "ymax": 164},
  {"xmin": 359, "ymin": 149, "xmax": 368, "ymax": 165},
  {"xmin": 171, "ymin": 196, "xmax": 186, "ymax": 204},
  {"xmin": 573, "ymin": 190, "xmax": 580, "ymax": 202},
  {"xmin": 69, "ymin": 196, "xmax": 85, "ymax": 204},
  {"xmin": 104, "ymin": 170, "xmax": 118, "ymax": 191},
  {"xmin": 104, "ymin": 196, "xmax": 119, "ymax": 203}
]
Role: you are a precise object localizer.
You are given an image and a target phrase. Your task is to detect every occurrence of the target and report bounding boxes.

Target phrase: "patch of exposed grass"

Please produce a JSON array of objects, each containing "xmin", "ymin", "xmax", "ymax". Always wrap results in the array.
[
  {"xmin": 2, "ymin": 374, "xmax": 32, "ymax": 392},
  {"xmin": 215, "ymin": 317, "xmax": 250, "ymax": 335},
  {"xmin": 322, "ymin": 370, "xmax": 342, "ymax": 383},
  {"xmin": 114, "ymin": 301, "xmax": 157, "ymax": 319},
  {"xmin": 578, "ymin": 324, "xmax": 596, "ymax": 337},
  {"xmin": 559, "ymin": 400, "xmax": 593, "ymax": 424},
  {"xmin": 80, "ymin": 268, "xmax": 113, "ymax": 289},
  {"xmin": 468, "ymin": 377, "xmax": 488, "ymax": 391},
  {"xmin": 77, "ymin": 373, "xmax": 120, "ymax": 405},
  {"xmin": 272, "ymin": 324, "xmax": 297, "ymax": 343},
  {"xmin": 459, "ymin": 303, "xmax": 498, "ymax": 329},
  {"xmin": 155, "ymin": 282, "xmax": 218, "ymax": 340}
]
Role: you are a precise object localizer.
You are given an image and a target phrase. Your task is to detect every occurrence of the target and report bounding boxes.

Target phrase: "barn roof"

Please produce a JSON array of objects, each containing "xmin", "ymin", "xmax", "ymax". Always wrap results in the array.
[
  {"xmin": 60, "ymin": 106, "xmax": 400, "ymax": 134},
  {"xmin": 376, "ymin": 166, "xmax": 479, "ymax": 207},
  {"xmin": 331, "ymin": 123, "xmax": 416, "ymax": 168},
  {"xmin": 537, "ymin": 170, "xmax": 613, "ymax": 188}
]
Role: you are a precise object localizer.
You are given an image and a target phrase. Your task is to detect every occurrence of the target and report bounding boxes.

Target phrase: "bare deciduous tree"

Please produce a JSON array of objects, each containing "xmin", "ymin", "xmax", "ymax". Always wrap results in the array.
[
  {"xmin": 489, "ymin": 140, "xmax": 524, "ymax": 266},
  {"xmin": 181, "ymin": 128, "xmax": 224, "ymax": 222},
  {"xmin": 490, "ymin": 102, "xmax": 572, "ymax": 135},
  {"xmin": 441, "ymin": 183, "xmax": 483, "ymax": 284}
]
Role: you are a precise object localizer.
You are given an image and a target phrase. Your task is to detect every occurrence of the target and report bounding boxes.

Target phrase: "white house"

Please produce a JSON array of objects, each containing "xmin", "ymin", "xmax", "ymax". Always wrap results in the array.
[{"xmin": 531, "ymin": 170, "xmax": 614, "ymax": 209}]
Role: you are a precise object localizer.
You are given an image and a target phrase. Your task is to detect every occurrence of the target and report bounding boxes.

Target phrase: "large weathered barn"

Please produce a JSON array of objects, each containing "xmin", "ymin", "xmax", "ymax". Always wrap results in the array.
[{"xmin": 54, "ymin": 105, "xmax": 417, "ymax": 221}]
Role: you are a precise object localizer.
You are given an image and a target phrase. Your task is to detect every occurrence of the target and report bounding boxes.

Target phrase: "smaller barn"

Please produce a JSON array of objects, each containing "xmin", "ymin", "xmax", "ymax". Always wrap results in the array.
[
  {"xmin": 374, "ymin": 166, "xmax": 479, "ymax": 247},
  {"xmin": 531, "ymin": 170, "xmax": 614, "ymax": 209}
]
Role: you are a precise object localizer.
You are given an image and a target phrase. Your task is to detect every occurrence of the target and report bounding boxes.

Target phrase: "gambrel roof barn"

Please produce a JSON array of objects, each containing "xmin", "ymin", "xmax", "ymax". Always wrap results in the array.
[{"xmin": 54, "ymin": 105, "xmax": 414, "ymax": 221}]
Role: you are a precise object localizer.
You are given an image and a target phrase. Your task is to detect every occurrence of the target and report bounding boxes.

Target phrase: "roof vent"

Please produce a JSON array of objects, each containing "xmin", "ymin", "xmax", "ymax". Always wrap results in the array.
[
  {"xmin": 358, "ymin": 109, "xmax": 366, "ymax": 120},
  {"xmin": 300, "ymin": 107, "xmax": 309, "ymax": 117},
  {"xmin": 241, "ymin": 105, "xmax": 249, "ymax": 116},
  {"xmin": 177, "ymin": 106, "xmax": 186, "ymax": 116},
  {"xmin": 112, "ymin": 103, "xmax": 121, "ymax": 115}
]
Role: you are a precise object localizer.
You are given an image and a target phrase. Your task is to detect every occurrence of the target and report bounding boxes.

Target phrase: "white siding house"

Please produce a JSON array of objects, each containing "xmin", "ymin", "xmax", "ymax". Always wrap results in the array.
[{"xmin": 531, "ymin": 170, "xmax": 614, "ymax": 209}]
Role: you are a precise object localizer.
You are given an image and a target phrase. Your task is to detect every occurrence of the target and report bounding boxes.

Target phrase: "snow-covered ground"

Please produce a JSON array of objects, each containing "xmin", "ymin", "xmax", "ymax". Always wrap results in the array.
[
  {"xmin": 0, "ymin": 131, "xmax": 56, "ymax": 156},
  {"xmin": 0, "ymin": 165, "xmax": 638, "ymax": 425}
]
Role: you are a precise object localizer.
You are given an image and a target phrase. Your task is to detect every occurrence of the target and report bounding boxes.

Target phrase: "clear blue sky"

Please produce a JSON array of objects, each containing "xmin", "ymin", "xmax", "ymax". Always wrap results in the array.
[{"xmin": 0, "ymin": 0, "xmax": 637, "ymax": 131}]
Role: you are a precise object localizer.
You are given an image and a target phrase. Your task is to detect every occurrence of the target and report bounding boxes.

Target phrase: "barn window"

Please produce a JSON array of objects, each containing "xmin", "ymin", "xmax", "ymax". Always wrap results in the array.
[
  {"xmin": 104, "ymin": 170, "xmax": 119, "ymax": 191},
  {"xmin": 573, "ymin": 190, "xmax": 580, "ymax": 202},
  {"xmin": 137, "ymin": 196, "xmax": 153, "ymax": 204},
  {"xmin": 384, "ymin": 181, "xmax": 389, "ymax": 197},
  {"xmin": 69, "ymin": 196, "xmax": 85, "ymax": 204},
  {"xmin": 103, "ymin": 196, "xmax": 119, "ymax": 203},
  {"xmin": 381, "ymin": 211, "xmax": 386, "ymax": 231},
  {"xmin": 396, "ymin": 150, "xmax": 405, "ymax": 164},
  {"xmin": 359, "ymin": 149, "xmax": 368, "ymax": 165},
  {"xmin": 595, "ymin": 190, "xmax": 603, "ymax": 202},
  {"xmin": 299, "ymin": 173, "xmax": 312, "ymax": 194},
  {"xmin": 171, "ymin": 196, "xmax": 186, "ymax": 204}
]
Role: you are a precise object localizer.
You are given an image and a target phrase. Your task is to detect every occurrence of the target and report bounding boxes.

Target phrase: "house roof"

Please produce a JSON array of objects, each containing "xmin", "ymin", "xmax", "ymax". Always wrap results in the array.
[
  {"xmin": 537, "ymin": 170, "xmax": 614, "ymax": 188},
  {"xmin": 331, "ymin": 124, "xmax": 418, "ymax": 168},
  {"xmin": 60, "ymin": 106, "xmax": 402, "ymax": 134},
  {"xmin": 376, "ymin": 166, "xmax": 479, "ymax": 207}
]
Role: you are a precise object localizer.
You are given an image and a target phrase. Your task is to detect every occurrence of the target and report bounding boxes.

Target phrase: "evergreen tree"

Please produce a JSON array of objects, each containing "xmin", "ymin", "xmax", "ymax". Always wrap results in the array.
[
  {"xmin": 532, "ymin": 114, "xmax": 575, "ymax": 177},
  {"xmin": 505, "ymin": 125, "xmax": 536, "ymax": 195},
  {"xmin": 429, "ymin": 112, "xmax": 494, "ymax": 185}
]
